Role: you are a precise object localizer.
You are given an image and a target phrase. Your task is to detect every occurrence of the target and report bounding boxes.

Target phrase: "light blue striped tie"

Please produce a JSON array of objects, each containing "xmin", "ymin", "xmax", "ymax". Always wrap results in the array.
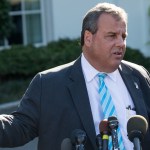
[{"xmin": 98, "ymin": 73, "xmax": 125, "ymax": 150}]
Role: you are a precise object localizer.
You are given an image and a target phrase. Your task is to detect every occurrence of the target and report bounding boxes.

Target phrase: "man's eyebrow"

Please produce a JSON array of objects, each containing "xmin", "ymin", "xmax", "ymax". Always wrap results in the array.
[
  {"xmin": 107, "ymin": 31, "xmax": 128, "ymax": 36},
  {"xmin": 107, "ymin": 31, "xmax": 116, "ymax": 34}
]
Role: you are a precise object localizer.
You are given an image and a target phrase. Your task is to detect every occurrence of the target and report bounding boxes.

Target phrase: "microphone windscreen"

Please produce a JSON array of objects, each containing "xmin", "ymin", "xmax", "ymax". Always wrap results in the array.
[
  {"xmin": 108, "ymin": 116, "xmax": 118, "ymax": 129},
  {"xmin": 108, "ymin": 116, "xmax": 117, "ymax": 122},
  {"xmin": 127, "ymin": 115, "xmax": 148, "ymax": 141},
  {"xmin": 71, "ymin": 129, "xmax": 87, "ymax": 145},
  {"xmin": 61, "ymin": 138, "xmax": 72, "ymax": 150},
  {"xmin": 99, "ymin": 119, "xmax": 109, "ymax": 133}
]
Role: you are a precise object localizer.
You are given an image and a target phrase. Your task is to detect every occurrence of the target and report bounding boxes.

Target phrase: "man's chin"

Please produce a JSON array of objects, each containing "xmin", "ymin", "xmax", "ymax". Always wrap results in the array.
[{"xmin": 108, "ymin": 62, "xmax": 121, "ymax": 72}]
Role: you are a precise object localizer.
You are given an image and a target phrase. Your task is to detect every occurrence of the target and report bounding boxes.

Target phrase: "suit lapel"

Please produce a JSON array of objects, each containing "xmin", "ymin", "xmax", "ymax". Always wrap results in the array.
[
  {"xmin": 67, "ymin": 57, "xmax": 97, "ymax": 149},
  {"xmin": 119, "ymin": 62, "xmax": 148, "ymax": 120}
]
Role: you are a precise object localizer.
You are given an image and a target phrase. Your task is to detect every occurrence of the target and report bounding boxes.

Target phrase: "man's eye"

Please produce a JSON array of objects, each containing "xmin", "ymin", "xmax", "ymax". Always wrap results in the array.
[
  {"xmin": 105, "ymin": 34, "xmax": 116, "ymax": 41},
  {"xmin": 109, "ymin": 34, "xmax": 116, "ymax": 37}
]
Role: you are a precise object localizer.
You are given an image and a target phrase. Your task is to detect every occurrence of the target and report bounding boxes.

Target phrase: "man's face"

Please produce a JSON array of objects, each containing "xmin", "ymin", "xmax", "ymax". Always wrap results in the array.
[{"xmin": 83, "ymin": 13, "xmax": 127, "ymax": 73}]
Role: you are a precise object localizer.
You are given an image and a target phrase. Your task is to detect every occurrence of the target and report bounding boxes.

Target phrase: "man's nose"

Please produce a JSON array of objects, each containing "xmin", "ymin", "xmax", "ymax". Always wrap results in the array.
[{"xmin": 115, "ymin": 36, "xmax": 126, "ymax": 48}]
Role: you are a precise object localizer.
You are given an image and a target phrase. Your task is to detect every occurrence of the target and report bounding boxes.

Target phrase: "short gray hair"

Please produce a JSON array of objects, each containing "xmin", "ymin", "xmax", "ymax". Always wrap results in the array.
[{"xmin": 80, "ymin": 3, "xmax": 127, "ymax": 46}]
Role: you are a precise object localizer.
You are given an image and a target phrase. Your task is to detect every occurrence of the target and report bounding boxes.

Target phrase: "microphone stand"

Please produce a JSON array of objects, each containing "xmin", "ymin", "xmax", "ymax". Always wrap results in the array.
[
  {"xmin": 133, "ymin": 138, "xmax": 142, "ymax": 150},
  {"xmin": 96, "ymin": 134, "xmax": 103, "ymax": 150},
  {"xmin": 108, "ymin": 116, "xmax": 120, "ymax": 150}
]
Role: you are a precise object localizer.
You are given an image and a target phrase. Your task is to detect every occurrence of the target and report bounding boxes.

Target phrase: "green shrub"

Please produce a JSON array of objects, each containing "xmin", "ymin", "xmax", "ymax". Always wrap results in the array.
[
  {"xmin": 124, "ymin": 47, "xmax": 150, "ymax": 71},
  {"xmin": 0, "ymin": 78, "xmax": 31, "ymax": 103},
  {"xmin": 0, "ymin": 38, "xmax": 81, "ymax": 79},
  {"xmin": 0, "ymin": 38, "xmax": 150, "ymax": 80},
  {"xmin": 0, "ymin": 0, "xmax": 14, "ymax": 38},
  {"xmin": 0, "ymin": 38, "xmax": 150, "ymax": 103}
]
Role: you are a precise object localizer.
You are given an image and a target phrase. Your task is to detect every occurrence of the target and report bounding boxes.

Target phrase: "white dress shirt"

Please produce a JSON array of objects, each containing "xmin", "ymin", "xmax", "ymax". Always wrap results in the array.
[{"xmin": 81, "ymin": 53, "xmax": 136, "ymax": 150}]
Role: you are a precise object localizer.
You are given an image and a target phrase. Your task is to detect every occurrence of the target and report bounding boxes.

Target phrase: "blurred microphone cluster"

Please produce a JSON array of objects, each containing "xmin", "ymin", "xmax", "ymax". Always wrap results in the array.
[
  {"xmin": 61, "ymin": 129, "xmax": 87, "ymax": 150},
  {"xmin": 61, "ymin": 115, "xmax": 148, "ymax": 150}
]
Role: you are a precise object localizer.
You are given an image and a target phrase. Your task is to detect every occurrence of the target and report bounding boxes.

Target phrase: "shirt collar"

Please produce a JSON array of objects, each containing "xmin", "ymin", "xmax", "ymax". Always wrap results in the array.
[
  {"xmin": 107, "ymin": 71, "xmax": 118, "ymax": 82},
  {"xmin": 81, "ymin": 53, "xmax": 118, "ymax": 82},
  {"xmin": 81, "ymin": 53, "xmax": 99, "ymax": 82}
]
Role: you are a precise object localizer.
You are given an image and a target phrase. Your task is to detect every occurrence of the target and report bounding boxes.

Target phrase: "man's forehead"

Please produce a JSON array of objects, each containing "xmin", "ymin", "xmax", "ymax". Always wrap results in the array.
[{"xmin": 98, "ymin": 13, "xmax": 127, "ymax": 25}]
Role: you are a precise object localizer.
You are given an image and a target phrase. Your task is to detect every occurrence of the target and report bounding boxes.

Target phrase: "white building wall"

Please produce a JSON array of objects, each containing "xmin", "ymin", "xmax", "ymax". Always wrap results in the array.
[
  {"xmin": 116, "ymin": 0, "xmax": 150, "ymax": 57},
  {"xmin": 42, "ymin": 0, "xmax": 54, "ymax": 44},
  {"xmin": 47, "ymin": 0, "xmax": 150, "ymax": 56},
  {"xmin": 52, "ymin": 0, "xmax": 99, "ymax": 40}
]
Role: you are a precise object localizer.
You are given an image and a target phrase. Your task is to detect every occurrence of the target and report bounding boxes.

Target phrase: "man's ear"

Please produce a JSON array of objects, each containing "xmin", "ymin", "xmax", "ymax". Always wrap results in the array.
[{"xmin": 84, "ymin": 30, "xmax": 93, "ymax": 47}]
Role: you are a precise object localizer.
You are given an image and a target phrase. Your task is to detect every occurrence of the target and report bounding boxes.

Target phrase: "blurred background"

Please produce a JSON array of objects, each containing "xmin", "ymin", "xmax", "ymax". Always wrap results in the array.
[{"xmin": 0, "ymin": 0, "xmax": 150, "ymax": 149}]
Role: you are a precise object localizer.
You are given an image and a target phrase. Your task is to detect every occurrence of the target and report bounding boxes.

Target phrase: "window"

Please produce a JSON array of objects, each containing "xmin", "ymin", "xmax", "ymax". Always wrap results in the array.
[{"xmin": 1, "ymin": 0, "xmax": 43, "ymax": 48}]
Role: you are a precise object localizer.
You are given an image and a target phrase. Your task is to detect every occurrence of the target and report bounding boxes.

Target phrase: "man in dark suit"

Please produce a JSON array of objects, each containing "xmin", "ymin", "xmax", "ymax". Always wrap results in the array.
[{"xmin": 0, "ymin": 2, "xmax": 150, "ymax": 150}]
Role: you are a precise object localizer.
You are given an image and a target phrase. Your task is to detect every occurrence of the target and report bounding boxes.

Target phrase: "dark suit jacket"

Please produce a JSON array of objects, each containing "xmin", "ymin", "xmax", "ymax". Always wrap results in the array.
[{"xmin": 0, "ymin": 56, "xmax": 150, "ymax": 150}]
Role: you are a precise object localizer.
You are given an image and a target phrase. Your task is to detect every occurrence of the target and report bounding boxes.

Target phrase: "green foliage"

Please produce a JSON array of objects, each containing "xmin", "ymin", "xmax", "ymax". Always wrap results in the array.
[
  {"xmin": 124, "ymin": 47, "xmax": 150, "ymax": 71},
  {"xmin": 0, "ymin": 78, "xmax": 31, "ymax": 103},
  {"xmin": 0, "ymin": 0, "xmax": 14, "ymax": 38},
  {"xmin": 0, "ymin": 38, "xmax": 150, "ymax": 103},
  {"xmin": 0, "ymin": 38, "xmax": 150, "ymax": 80},
  {"xmin": 0, "ymin": 38, "xmax": 81, "ymax": 79}
]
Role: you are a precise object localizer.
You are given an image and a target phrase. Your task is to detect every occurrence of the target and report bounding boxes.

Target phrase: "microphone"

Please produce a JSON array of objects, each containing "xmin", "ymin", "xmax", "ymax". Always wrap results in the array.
[
  {"xmin": 127, "ymin": 115, "xmax": 148, "ymax": 150},
  {"xmin": 61, "ymin": 138, "xmax": 72, "ymax": 150},
  {"xmin": 71, "ymin": 129, "xmax": 87, "ymax": 150},
  {"xmin": 108, "ymin": 116, "xmax": 120, "ymax": 150},
  {"xmin": 99, "ymin": 119, "xmax": 110, "ymax": 150},
  {"xmin": 96, "ymin": 134, "xmax": 103, "ymax": 150}
]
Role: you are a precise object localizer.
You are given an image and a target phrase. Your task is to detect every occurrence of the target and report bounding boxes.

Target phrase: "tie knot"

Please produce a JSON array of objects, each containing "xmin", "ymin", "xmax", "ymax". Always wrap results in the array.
[{"xmin": 98, "ymin": 73, "xmax": 107, "ymax": 81}]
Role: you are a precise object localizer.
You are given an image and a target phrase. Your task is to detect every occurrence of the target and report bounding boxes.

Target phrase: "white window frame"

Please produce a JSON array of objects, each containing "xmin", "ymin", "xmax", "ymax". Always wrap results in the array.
[{"xmin": 0, "ymin": 0, "xmax": 46, "ymax": 49}]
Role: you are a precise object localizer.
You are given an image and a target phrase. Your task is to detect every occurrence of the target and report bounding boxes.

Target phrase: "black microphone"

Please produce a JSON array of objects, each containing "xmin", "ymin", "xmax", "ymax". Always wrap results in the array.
[
  {"xmin": 61, "ymin": 138, "xmax": 72, "ymax": 150},
  {"xmin": 99, "ymin": 119, "xmax": 110, "ymax": 150},
  {"xmin": 96, "ymin": 134, "xmax": 103, "ymax": 150},
  {"xmin": 108, "ymin": 116, "xmax": 120, "ymax": 150},
  {"xmin": 71, "ymin": 129, "xmax": 87, "ymax": 150},
  {"xmin": 127, "ymin": 115, "xmax": 148, "ymax": 150}
]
